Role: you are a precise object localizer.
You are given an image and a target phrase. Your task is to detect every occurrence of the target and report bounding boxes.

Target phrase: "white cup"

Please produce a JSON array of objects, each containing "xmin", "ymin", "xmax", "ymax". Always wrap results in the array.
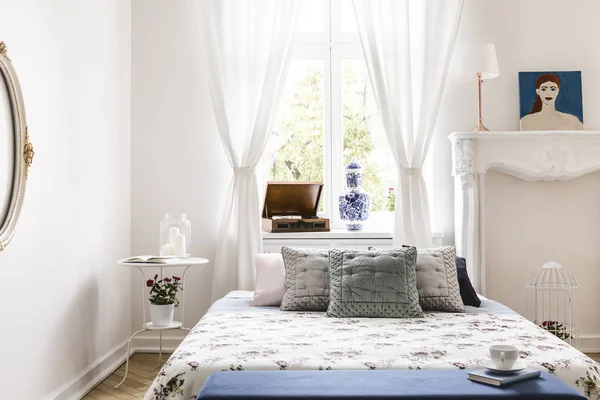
[{"xmin": 489, "ymin": 344, "xmax": 519, "ymax": 369}]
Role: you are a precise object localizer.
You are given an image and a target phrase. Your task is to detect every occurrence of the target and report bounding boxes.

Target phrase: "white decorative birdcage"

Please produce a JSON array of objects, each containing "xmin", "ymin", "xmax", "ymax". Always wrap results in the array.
[{"xmin": 526, "ymin": 253, "xmax": 579, "ymax": 348}]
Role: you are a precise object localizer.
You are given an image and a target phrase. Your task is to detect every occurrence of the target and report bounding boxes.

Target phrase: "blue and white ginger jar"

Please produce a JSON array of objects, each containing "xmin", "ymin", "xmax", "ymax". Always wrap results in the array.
[{"xmin": 339, "ymin": 161, "xmax": 370, "ymax": 230}]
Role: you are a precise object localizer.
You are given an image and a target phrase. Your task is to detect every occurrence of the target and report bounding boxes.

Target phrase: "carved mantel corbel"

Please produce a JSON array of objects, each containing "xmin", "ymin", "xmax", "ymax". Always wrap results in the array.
[{"xmin": 453, "ymin": 138, "xmax": 475, "ymax": 189}]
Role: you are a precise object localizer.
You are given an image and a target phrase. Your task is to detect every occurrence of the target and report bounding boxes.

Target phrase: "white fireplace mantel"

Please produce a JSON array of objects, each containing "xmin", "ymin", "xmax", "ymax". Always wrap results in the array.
[{"xmin": 449, "ymin": 130, "xmax": 600, "ymax": 295}]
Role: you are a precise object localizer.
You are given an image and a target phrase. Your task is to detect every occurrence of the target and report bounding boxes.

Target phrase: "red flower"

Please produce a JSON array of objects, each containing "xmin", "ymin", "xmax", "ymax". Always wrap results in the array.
[
  {"xmin": 164, "ymin": 277, "xmax": 172, "ymax": 283},
  {"xmin": 173, "ymin": 276, "xmax": 181, "ymax": 281},
  {"xmin": 541, "ymin": 321, "xmax": 548, "ymax": 327},
  {"xmin": 146, "ymin": 279, "xmax": 154, "ymax": 287}
]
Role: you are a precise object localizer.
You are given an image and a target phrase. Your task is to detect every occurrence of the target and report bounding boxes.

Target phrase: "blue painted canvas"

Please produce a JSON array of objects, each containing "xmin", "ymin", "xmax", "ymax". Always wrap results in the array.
[{"xmin": 518, "ymin": 71, "xmax": 583, "ymax": 131}]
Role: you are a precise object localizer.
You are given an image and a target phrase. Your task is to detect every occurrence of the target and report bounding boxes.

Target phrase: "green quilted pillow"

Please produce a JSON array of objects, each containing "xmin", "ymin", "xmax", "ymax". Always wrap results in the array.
[{"xmin": 326, "ymin": 247, "xmax": 424, "ymax": 318}]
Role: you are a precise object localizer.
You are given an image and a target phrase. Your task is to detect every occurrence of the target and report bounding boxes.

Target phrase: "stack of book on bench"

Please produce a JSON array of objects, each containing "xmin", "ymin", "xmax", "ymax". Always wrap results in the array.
[{"xmin": 468, "ymin": 368, "xmax": 541, "ymax": 387}]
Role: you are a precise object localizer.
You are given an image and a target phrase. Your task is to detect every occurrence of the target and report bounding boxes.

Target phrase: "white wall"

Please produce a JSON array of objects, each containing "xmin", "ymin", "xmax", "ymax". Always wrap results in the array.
[
  {"xmin": 131, "ymin": 0, "xmax": 228, "ymax": 344},
  {"xmin": 431, "ymin": 0, "xmax": 600, "ymax": 345},
  {"xmin": 0, "ymin": 1, "xmax": 131, "ymax": 398}
]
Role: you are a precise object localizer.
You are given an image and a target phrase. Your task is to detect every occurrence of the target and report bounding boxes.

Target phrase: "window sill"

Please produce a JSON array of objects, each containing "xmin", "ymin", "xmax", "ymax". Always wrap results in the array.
[{"xmin": 262, "ymin": 229, "xmax": 444, "ymax": 241}]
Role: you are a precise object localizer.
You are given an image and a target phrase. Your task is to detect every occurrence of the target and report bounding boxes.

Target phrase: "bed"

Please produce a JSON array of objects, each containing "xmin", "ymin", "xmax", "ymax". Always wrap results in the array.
[{"xmin": 144, "ymin": 291, "xmax": 600, "ymax": 400}]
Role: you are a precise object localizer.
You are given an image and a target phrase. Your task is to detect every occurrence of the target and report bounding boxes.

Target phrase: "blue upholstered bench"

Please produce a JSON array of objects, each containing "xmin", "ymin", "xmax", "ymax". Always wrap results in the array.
[{"xmin": 197, "ymin": 370, "xmax": 585, "ymax": 400}]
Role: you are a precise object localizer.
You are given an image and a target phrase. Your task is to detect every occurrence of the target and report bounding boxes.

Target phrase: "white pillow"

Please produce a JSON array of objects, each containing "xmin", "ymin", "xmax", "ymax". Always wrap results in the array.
[{"xmin": 251, "ymin": 253, "xmax": 286, "ymax": 307}]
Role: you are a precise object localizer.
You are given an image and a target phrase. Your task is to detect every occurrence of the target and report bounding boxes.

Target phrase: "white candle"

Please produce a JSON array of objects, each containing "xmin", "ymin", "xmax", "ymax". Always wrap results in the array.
[
  {"xmin": 174, "ymin": 233, "xmax": 186, "ymax": 257},
  {"xmin": 160, "ymin": 244, "xmax": 175, "ymax": 256},
  {"xmin": 169, "ymin": 227, "xmax": 180, "ymax": 245}
]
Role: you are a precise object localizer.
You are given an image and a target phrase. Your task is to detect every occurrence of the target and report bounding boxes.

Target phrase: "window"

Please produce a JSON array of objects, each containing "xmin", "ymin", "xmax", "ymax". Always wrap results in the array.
[{"xmin": 261, "ymin": 0, "xmax": 410, "ymax": 230}]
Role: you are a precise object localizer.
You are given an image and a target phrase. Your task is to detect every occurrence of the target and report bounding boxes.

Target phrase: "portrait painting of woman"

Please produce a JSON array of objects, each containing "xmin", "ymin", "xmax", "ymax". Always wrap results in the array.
[{"xmin": 519, "ymin": 71, "xmax": 583, "ymax": 131}]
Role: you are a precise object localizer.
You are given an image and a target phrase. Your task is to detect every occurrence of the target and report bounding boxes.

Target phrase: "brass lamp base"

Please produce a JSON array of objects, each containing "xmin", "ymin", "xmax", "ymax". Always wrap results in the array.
[
  {"xmin": 472, "ymin": 121, "xmax": 489, "ymax": 132},
  {"xmin": 472, "ymin": 72, "xmax": 490, "ymax": 132}
]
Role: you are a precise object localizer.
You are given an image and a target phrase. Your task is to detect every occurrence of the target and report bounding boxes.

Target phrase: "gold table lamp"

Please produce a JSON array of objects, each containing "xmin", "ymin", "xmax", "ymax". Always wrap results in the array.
[{"xmin": 461, "ymin": 43, "xmax": 499, "ymax": 132}]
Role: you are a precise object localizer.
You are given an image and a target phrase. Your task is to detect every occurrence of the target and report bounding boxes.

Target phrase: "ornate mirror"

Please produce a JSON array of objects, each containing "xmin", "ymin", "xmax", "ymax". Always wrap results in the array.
[{"xmin": 0, "ymin": 42, "xmax": 34, "ymax": 250}]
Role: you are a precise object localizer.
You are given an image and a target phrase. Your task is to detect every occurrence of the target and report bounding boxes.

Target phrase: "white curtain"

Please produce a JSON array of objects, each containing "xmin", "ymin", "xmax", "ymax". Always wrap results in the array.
[
  {"xmin": 353, "ymin": 0, "xmax": 463, "ymax": 248},
  {"xmin": 198, "ymin": 0, "xmax": 300, "ymax": 301}
]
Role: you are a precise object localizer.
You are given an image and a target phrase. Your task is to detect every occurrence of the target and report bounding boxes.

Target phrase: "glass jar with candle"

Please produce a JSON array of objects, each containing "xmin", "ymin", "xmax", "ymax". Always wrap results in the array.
[{"xmin": 159, "ymin": 213, "xmax": 191, "ymax": 257}]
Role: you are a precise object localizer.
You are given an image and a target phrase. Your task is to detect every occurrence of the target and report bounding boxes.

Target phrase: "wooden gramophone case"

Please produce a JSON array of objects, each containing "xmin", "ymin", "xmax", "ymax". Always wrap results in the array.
[{"xmin": 261, "ymin": 181, "xmax": 330, "ymax": 233}]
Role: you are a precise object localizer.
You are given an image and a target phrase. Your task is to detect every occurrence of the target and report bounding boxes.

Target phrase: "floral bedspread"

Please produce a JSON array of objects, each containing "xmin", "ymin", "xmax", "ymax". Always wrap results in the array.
[{"xmin": 145, "ymin": 311, "xmax": 600, "ymax": 399}]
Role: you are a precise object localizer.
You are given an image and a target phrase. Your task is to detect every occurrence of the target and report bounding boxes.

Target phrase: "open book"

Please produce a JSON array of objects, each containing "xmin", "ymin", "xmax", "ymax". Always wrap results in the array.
[{"xmin": 123, "ymin": 255, "xmax": 180, "ymax": 264}]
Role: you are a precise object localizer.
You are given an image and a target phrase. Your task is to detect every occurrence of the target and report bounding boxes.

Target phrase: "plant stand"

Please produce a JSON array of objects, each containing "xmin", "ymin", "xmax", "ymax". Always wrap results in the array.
[{"xmin": 114, "ymin": 257, "xmax": 209, "ymax": 389}]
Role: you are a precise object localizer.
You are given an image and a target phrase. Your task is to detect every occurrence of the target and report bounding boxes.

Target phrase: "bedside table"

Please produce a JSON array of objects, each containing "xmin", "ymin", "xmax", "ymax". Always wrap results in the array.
[{"xmin": 114, "ymin": 257, "xmax": 209, "ymax": 388}]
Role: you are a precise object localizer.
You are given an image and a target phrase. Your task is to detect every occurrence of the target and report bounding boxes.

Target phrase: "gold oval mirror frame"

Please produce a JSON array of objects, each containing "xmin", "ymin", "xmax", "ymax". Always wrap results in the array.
[{"xmin": 0, "ymin": 41, "xmax": 34, "ymax": 250}]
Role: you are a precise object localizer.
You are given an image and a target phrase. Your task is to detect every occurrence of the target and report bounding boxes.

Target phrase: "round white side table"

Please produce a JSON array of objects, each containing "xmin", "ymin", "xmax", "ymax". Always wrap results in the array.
[{"xmin": 114, "ymin": 257, "xmax": 209, "ymax": 389}]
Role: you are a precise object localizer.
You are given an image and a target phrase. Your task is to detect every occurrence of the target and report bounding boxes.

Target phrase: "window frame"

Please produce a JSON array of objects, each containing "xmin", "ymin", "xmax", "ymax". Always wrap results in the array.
[
  {"xmin": 273, "ymin": 45, "xmax": 398, "ymax": 231},
  {"xmin": 263, "ymin": 0, "xmax": 431, "ymax": 232},
  {"xmin": 261, "ymin": 0, "xmax": 437, "ymax": 233}
]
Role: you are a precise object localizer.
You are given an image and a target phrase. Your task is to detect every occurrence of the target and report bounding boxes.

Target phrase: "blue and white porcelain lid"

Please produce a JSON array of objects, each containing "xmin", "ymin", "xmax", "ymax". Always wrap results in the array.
[{"xmin": 345, "ymin": 160, "xmax": 362, "ymax": 172}]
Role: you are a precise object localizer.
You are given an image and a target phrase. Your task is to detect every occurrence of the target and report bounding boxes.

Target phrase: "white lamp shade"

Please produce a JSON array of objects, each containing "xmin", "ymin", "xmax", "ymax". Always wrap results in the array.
[{"xmin": 460, "ymin": 43, "xmax": 499, "ymax": 80}]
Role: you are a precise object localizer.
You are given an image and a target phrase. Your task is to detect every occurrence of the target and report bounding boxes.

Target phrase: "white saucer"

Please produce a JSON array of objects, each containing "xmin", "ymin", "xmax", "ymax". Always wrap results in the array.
[{"xmin": 483, "ymin": 361, "xmax": 527, "ymax": 374}]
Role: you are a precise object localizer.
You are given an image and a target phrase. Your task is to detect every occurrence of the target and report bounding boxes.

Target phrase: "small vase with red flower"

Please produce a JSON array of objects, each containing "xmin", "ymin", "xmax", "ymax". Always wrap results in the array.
[{"xmin": 146, "ymin": 275, "xmax": 183, "ymax": 327}]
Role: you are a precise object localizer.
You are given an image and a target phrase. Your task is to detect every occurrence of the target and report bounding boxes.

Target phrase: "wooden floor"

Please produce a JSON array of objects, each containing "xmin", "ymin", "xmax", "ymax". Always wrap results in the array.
[
  {"xmin": 83, "ymin": 352, "xmax": 600, "ymax": 399},
  {"xmin": 588, "ymin": 353, "xmax": 600, "ymax": 363},
  {"xmin": 82, "ymin": 353, "xmax": 169, "ymax": 400}
]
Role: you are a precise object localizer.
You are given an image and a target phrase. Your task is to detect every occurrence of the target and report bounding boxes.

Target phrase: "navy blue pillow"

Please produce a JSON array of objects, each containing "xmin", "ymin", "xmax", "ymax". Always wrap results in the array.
[{"xmin": 455, "ymin": 257, "xmax": 481, "ymax": 307}]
